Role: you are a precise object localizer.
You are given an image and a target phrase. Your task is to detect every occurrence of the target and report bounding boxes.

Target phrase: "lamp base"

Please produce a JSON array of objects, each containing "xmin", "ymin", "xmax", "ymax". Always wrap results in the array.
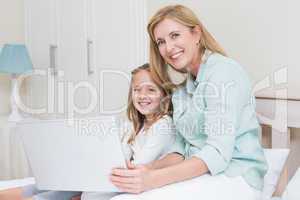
[
  {"xmin": 8, "ymin": 75, "xmax": 24, "ymax": 122},
  {"xmin": 8, "ymin": 110, "xmax": 24, "ymax": 122}
]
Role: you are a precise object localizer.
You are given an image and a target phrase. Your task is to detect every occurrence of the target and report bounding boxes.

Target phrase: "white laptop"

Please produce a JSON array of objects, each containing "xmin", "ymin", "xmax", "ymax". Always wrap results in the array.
[{"xmin": 18, "ymin": 116, "xmax": 127, "ymax": 192}]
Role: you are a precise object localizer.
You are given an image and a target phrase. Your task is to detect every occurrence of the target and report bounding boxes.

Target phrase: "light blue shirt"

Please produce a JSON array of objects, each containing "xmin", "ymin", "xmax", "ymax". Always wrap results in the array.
[{"xmin": 169, "ymin": 52, "xmax": 268, "ymax": 190}]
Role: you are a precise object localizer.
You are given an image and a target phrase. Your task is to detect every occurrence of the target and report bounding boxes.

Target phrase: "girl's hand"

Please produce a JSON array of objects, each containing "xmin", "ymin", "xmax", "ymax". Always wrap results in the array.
[{"xmin": 110, "ymin": 161, "xmax": 154, "ymax": 194}]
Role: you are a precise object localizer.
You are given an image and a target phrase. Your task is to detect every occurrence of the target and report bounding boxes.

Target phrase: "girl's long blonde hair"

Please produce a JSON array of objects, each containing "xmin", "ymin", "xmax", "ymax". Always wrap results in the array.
[
  {"xmin": 147, "ymin": 4, "xmax": 227, "ymax": 88},
  {"xmin": 126, "ymin": 63, "xmax": 173, "ymax": 144}
]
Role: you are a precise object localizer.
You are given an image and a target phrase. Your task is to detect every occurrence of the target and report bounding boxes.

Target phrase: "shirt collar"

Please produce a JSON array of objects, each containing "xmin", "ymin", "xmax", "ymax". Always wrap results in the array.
[
  {"xmin": 186, "ymin": 73, "xmax": 197, "ymax": 94},
  {"xmin": 185, "ymin": 50, "xmax": 212, "ymax": 94}
]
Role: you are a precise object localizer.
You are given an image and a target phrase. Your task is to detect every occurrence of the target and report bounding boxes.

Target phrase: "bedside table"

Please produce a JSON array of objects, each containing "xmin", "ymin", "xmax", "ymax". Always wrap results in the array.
[
  {"xmin": 0, "ymin": 177, "xmax": 36, "ymax": 200},
  {"xmin": 0, "ymin": 116, "xmax": 31, "ymax": 180}
]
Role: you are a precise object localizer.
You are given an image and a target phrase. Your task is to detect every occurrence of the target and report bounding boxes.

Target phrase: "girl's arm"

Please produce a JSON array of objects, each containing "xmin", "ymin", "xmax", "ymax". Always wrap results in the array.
[
  {"xmin": 131, "ymin": 116, "xmax": 181, "ymax": 165},
  {"xmin": 131, "ymin": 130, "xmax": 176, "ymax": 165},
  {"xmin": 110, "ymin": 156, "xmax": 208, "ymax": 194}
]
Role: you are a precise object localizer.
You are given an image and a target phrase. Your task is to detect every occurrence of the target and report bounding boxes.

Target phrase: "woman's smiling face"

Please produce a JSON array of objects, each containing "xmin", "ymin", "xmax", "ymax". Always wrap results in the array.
[{"xmin": 153, "ymin": 18, "xmax": 202, "ymax": 73}]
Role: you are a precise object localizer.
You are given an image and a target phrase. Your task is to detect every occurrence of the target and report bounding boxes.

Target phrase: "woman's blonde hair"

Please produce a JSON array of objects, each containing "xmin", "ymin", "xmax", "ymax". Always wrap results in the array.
[
  {"xmin": 126, "ymin": 63, "xmax": 173, "ymax": 144},
  {"xmin": 147, "ymin": 4, "xmax": 227, "ymax": 88}
]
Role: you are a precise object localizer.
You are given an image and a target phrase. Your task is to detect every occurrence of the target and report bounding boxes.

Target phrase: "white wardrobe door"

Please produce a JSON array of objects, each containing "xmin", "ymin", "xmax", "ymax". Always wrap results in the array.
[
  {"xmin": 92, "ymin": 0, "xmax": 147, "ymax": 114},
  {"xmin": 56, "ymin": 0, "xmax": 88, "ymax": 81},
  {"xmin": 25, "ymin": 0, "xmax": 53, "ymax": 70},
  {"xmin": 56, "ymin": 0, "xmax": 95, "ymax": 116},
  {"xmin": 24, "ymin": 0, "xmax": 54, "ymax": 113}
]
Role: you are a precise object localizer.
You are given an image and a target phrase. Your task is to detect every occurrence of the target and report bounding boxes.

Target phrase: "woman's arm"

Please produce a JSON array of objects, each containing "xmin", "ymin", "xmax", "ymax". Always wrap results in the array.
[
  {"xmin": 146, "ymin": 152, "xmax": 184, "ymax": 170},
  {"xmin": 149, "ymin": 157, "xmax": 209, "ymax": 188},
  {"xmin": 110, "ymin": 156, "xmax": 208, "ymax": 194}
]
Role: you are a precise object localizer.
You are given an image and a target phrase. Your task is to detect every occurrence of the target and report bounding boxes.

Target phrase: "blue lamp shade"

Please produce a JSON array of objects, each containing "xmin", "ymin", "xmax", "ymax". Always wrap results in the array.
[{"xmin": 0, "ymin": 44, "xmax": 33, "ymax": 74}]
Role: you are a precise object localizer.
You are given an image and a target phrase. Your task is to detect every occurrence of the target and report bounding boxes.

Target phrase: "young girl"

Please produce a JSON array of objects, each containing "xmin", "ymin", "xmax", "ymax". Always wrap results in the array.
[
  {"xmin": 80, "ymin": 63, "xmax": 178, "ymax": 200},
  {"xmin": 27, "ymin": 63, "xmax": 178, "ymax": 200}
]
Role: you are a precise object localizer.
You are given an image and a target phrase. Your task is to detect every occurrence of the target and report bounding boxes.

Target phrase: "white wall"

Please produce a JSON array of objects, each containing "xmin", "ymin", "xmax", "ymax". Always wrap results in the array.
[
  {"xmin": 147, "ymin": 0, "xmax": 298, "ymax": 99},
  {"xmin": 0, "ymin": 0, "xmax": 25, "ymax": 115}
]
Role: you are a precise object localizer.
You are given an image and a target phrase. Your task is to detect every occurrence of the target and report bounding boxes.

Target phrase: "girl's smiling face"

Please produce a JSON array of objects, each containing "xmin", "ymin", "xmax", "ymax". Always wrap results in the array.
[
  {"xmin": 153, "ymin": 18, "xmax": 202, "ymax": 75},
  {"xmin": 132, "ymin": 70, "xmax": 163, "ymax": 119}
]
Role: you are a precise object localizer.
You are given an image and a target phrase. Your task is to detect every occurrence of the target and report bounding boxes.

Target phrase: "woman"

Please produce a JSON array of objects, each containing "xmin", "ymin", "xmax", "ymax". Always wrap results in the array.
[{"xmin": 110, "ymin": 4, "xmax": 268, "ymax": 200}]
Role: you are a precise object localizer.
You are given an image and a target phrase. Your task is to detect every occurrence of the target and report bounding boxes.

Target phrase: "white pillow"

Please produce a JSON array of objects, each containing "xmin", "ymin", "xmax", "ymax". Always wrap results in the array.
[
  {"xmin": 281, "ymin": 167, "xmax": 300, "ymax": 200},
  {"xmin": 262, "ymin": 148, "xmax": 290, "ymax": 199}
]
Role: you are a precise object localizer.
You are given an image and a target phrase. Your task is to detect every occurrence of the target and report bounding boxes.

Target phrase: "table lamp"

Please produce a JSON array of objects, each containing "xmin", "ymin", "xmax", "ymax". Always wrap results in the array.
[{"xmin": 0, "ymin": 44, "xmax": 33, "ymax": 121}]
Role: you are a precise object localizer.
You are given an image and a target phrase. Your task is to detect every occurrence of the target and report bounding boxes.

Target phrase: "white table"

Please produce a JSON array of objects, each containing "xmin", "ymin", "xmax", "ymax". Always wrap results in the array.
[
  {"xmin": 0, "ymin": 116, "xmax": 31, "ymax": 179},
  {"xmin": 256, "ymin": 97, "xmax": 300, "ymax": 191},
  {"xmin": 256, "ymin": 97, "xmax": 300, "ymax": 148}
]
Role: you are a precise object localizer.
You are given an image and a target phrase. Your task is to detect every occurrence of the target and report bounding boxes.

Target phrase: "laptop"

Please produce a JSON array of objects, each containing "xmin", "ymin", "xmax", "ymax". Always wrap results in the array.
[{"xmin": 18, "ymin": 116, "xmax": 127, "ymax": 192}]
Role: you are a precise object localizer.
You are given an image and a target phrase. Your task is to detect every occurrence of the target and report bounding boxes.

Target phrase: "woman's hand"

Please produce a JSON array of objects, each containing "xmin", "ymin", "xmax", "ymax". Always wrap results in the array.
[
  {"xmin": 71, "ymin": 195, "xmax": 81, "ymax": 200},
  {"xmin": 110, "ymin": 161, "xmax": 154, "ymax": 194}
]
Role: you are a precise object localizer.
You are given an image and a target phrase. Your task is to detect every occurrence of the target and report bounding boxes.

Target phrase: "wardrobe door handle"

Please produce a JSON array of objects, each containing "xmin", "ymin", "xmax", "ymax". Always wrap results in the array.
[
  {"xmin": 49, "ymin": 45, "xmax": 58, "ymax": 75},
  {"xmin": 87, "ymin": 40, "xmax": 94, "ymax": 75}
]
